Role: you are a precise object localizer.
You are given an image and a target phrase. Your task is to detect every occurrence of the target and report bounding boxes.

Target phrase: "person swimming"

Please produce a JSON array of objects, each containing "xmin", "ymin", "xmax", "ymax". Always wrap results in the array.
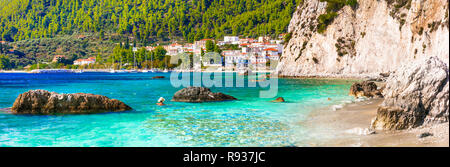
[{"xmin": 156, "ymin": 97, "xmax": 166, "ymax": 106}]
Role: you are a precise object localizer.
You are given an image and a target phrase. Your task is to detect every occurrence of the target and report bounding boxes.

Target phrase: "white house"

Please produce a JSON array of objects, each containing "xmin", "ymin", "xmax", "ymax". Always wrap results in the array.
[
  {"xmin": 74, "ymin": 57, "xmax": 96, "ymax": 66},
  {"xmin": 166, "ymin": 43, "xmax": 183, "ymax": 56},
  {"xmin": 223, "ymin": 36, "xmax": 240, "ymax": 45},
  {"xmin": 223, "ymin": 50, "xmax": 243, "ymax": 68},
  {"xmin": 263, "ymin": 48, "xmax": 280, "ymax": 61},
  {"xmin": 249, "ymin": 53, "xmax": 267, "ymax": 68}
]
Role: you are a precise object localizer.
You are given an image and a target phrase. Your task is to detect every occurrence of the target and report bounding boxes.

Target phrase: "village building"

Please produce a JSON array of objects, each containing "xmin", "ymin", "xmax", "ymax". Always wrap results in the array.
[
  {"xmin": 166, "ymin": 43, "xmax": 183, "ymax": 56},
  {"xmin": 145, "ymin": 46, "xmax": 155, "ymax": 52},
  {"xmin": 239, "ymin": 38, "xmax": 255, "ymax": 44},
  {"xmin": 222, "ymin": 36, "xmax": 240, "ymax": 45},
  {"xmin": 74, "ymin": 57, "xmax": 96, "ymax": 66},
  {"xmin": 258, "ymin": 36, "xmax": 271, "ymax": 43},
  {"xmin": 142, "ymin": 35, "xmax": 283, "ymax": 71},
  {"xmin": 249, "ymin": 53, "xmax": 268, "ymax": 69},
  {"xmin": 263, "ymin": 48, "xmax": 280, "ymax": 61},
  {"xmin": 194, "ymin": 39, "xmax": 215, "ymax": 49}
]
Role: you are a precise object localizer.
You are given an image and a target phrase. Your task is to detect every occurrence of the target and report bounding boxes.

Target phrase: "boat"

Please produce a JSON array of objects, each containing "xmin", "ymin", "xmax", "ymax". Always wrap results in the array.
[
  {"xmin": 115, "ymin": 70, "xmax": 127, "ymax": 73},
  {"xmin": 162, "ymin": 69, "xmax": 169, "ymax": 73},
  {"xmin": 29, "ymin": 69, "xmax": 40, "ymax": 73}
]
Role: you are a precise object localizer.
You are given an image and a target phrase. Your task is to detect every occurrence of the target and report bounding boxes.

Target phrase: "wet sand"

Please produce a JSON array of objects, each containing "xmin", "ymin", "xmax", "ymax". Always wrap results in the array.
[{"xmin": 302, "ymin": 99, "xmax": 449, "ymax": 147}]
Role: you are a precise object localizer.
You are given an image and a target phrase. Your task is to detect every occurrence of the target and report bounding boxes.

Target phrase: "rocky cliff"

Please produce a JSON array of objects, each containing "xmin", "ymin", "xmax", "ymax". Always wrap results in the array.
[{"xmin": 276, "ymin": 0, "xmax": 449, "ymax": 78}]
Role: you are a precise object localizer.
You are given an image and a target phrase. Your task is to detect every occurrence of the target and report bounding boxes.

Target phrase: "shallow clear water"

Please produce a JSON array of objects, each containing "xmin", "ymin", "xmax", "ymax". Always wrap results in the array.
[{"xmin": 0, "ymin": 72, "xmax": 355, "ymax": 147}]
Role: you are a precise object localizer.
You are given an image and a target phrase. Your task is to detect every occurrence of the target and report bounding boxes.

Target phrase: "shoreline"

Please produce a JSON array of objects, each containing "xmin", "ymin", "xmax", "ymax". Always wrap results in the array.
[
  {"xmin": 2, "ymin": 72, "xmax": 446, "ymax": 146},
  {"xmin": 302, "ymin": 98, "xmax": 449, "ymax": 147},
  {"xmin": 0, "ymin": 69, "xmax": 274, "ymax": 73}
]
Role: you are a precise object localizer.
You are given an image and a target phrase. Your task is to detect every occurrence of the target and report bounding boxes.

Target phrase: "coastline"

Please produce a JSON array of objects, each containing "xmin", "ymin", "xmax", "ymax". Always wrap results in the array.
[
  {"xmin": 1, "ymin": 72, "xmax": 446, "ymax": 147},
  {"xmin": 277, "ymin": 73, "xmax": 381, "ymax": 80},
  {"xmin": 0, "ymin": 69, "xmax": 274, "ymax": 73},
  {"xmin": 0, "ymin": 70, "xmax": 28, "ymax": 73},
  {"xmin": 302, "ymin": 98, "xmax": 449, "ymax": 147}
]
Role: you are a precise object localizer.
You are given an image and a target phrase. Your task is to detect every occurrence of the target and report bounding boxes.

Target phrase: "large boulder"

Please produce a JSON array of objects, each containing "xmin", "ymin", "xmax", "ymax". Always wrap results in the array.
[
  {"xmin": 371, "ymin": 57, "xmax": 449, "ymax": 130},
  {"xmin": 172, "ymin": 87, "xmax": 237, "ymax": 103},
  {"xmin": 11, "ymin": 90, "xmax": 132, "ymax": 114},
  {"xmin": 349, "ymin": 81, "xmax": 383, "ymax": 98}
]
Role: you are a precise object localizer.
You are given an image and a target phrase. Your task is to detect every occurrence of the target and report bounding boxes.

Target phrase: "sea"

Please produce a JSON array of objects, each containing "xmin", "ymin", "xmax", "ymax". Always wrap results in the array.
[{"xmin": 0, "ymin": 72, "xmax": 356, "ymax": 147}]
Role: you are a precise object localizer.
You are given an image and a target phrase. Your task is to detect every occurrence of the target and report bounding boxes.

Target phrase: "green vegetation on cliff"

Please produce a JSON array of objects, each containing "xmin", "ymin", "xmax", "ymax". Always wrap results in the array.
[
  {"xmin": 0, "ymin": 0, "xmax": 298, "ymax": 43},
  {"xmin": 317, "ymin": 0, "xmax": 358, "ymax": 33}
]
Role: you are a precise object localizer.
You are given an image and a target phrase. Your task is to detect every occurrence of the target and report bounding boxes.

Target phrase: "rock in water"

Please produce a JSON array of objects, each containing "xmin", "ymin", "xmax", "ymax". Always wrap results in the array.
[
  {"xmin": 152, "ymin": 76, "xmax": 165, "ymax": 79},
  {"xmin": 418, "ymin": 132, "xmax": 433, "ymax": 138},
  {"xmin": 11, "ymin": 90, "xmax": 132, "ymax": 114},
  {"xmin": 349, "ymin": 81, "xmax": 383, "ymax": 98},
  {"xmin": 172, "ymin": 87, "xmax": 237, "ymax": 103},
  {"xmin": 271, "ymin": 97, "xmax": 285, "ymax": 102},
  {"xmin": 371, "ymin": 57, "xmax": 449, "ymax": 130}
]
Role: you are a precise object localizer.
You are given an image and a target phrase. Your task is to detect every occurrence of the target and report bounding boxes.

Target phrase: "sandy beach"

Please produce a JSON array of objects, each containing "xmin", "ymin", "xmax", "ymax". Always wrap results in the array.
[{"xmin": 302, "ymin": 99, "xmax": 449, "ymax": 147}]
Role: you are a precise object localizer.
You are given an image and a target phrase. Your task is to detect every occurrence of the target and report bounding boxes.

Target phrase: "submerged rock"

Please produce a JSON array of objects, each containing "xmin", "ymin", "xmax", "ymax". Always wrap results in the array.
[
  {"xmin": 418, "ymin": 132, "xmax": 433, "ymax": 138},
  {"xmin": 349, "ymin": 81, "xmax": 383, "ymax": 98},
  {"xmin": 371, "ymin": 57, "xmax": 449, "ymax": 130},
  {"xmin": 152, "ymin": 76, "xmax": 165, "ymax": 79},
  {"xmin": 11, "ymin": 90, "xmax": 132, "ymax": 114},
  {"xmin": 271, "ymin": 97, "xmax": 285, "ymax": 103},
  {"xmin": 172, "ymin": 87, "xmax": 237, "ymax": 103}
]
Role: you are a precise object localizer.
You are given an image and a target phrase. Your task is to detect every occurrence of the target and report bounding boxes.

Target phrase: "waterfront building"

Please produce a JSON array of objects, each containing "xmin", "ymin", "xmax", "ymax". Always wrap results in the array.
[
  {"xmin": 74, "ymin": 57, "xmax": 96, "ymax": 66},
  {"xmin": 167, "ymin": 43, "xmax": 183, "ymax": 56}
]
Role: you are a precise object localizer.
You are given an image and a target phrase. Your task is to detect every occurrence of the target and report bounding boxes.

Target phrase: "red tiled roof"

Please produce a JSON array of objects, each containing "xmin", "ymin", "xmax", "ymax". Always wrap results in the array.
[
  {"xmin": 75, "ymin": 58, "xmax": 96, "ymax": 62},
  {"xmin": 264, "ymin": 48, "xmax": 278, "ymax": 51},
  {"xmin": 171, "ymin": 43, "xmax": 182, "ymax": 46}
]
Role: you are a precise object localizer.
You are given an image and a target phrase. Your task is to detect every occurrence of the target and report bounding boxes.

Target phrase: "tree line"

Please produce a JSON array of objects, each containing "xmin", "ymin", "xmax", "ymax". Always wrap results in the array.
[{"xmin": 1, "ymin": 0, "xmax": 299, "ymax": 43}]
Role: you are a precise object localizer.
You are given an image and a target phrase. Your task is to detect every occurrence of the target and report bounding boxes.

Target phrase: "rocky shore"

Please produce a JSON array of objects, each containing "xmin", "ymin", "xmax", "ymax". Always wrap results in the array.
[
  {"xmin": 11, "ymin": 90, "xmax": 132, "ymax": 114},
  {"xmin": 304, "ymin": 99, "xmax": 449, "ymax": 147},
  {"xmin": 372, "ymin": 56, "xmax": 449, "ymax": 130},
  {"xmin": 303, "ymin": 56, "xmax": 449, "ymax": 146}
]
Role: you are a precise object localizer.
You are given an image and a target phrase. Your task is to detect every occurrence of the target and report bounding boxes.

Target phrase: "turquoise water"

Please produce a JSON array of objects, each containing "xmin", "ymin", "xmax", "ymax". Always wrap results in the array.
[{"xmin": 0, "ymin": 72, "xmax": 354, "ymax": 147}]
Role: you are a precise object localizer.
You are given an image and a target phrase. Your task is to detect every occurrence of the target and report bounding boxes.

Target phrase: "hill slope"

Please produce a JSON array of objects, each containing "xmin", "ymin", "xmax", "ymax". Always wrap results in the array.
[{"xmin": 0, "ymin": 0, "xmax": 298, "ymax": 43}]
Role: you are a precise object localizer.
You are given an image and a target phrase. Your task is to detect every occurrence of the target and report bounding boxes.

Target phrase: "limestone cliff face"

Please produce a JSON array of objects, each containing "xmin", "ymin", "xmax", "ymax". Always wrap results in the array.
[
  {"xmin": 371, "ymin": 56, "xmax": 449, "ymax": 130},
  {"xmin": 277, "ymin": 0, "xmax": 449, "ymax": 78}
]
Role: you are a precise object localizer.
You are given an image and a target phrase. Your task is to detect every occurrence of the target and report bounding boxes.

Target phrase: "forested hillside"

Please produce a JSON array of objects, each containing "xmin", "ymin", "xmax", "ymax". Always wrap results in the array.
[{"xmin": 0, "ymin": 0, "xmax": 299, "ymax": 43}]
